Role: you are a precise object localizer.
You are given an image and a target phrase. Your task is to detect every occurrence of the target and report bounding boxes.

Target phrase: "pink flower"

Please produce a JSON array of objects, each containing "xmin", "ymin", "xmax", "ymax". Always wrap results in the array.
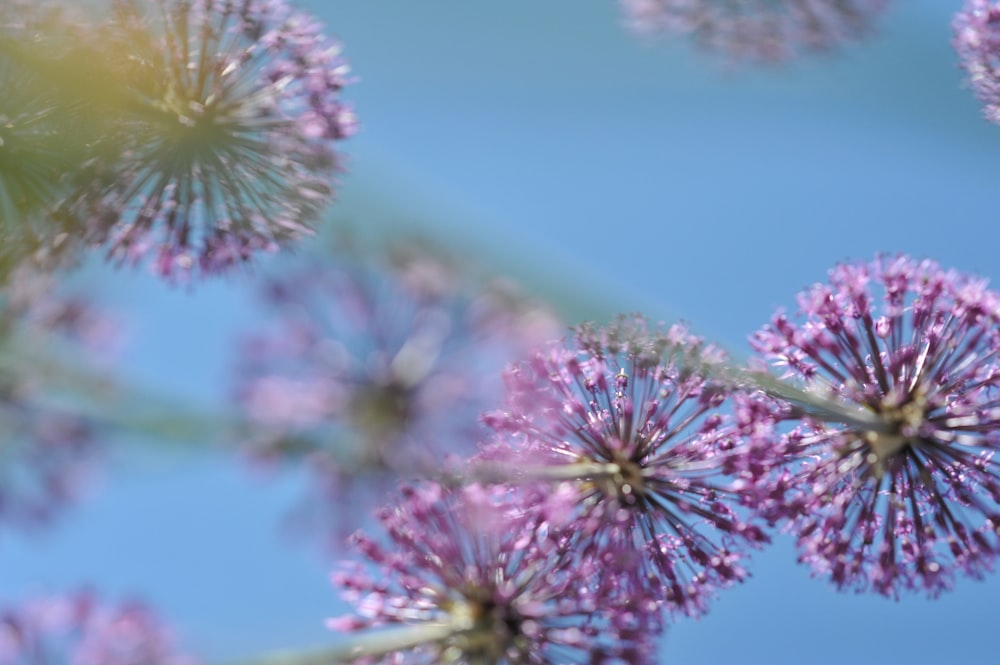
[
  {"xmin": 234, "ymin": 246, "xmax": 561, "ymax": 548},
  {"xmin": 746, "ymin": 254, "xmax": 1000, "ymax": 596}
]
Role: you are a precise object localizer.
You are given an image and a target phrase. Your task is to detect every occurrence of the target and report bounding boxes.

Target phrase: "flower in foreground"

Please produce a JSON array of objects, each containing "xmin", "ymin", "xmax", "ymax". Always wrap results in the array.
[
  {"xmin": 482, "ymin": 315, "xmax": 769, "ymax": 622},
  {"xmin": 234, "ymin": 245, "xmax": 560, "ymax": 546},
  {"xmin": 0, "ymin": 590, "xmax": 194, "ymax": 665},
  {"xmin": 749, "ymin": 254, "xmax": 1000, "ymax": 596},
  {"xmin": 954, "ymin": 0, "xmax": 1000, "ymax": 125},
  {"xmin": 329, "ymin": 481, "xmax": 651, "ymax": 664},
  {"xmin": 0, "ymin": 1, "xmax": 102, "ymax": 277},
  {"xmin": 74, "ymin": 0, "xmax": 355, "ymax": 280},
  {"xmin": 619, "ymin": 0, "xmax": 891, "ymax": 62}
]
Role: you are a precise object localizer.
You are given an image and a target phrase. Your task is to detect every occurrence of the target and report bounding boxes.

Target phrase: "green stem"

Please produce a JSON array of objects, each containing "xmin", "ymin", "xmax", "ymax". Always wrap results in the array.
[{"xmin": 228, "ymin": 624, "xmax": 459, "ymax": 665}]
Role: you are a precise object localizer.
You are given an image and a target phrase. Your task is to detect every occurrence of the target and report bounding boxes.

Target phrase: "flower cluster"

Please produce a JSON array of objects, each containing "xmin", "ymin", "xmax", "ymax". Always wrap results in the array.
[
  {"xmin": 234, "ymin": 245, "xmax": 561, "ymax": 546},
  {"xmin": 7, "ymin": 0, "xmax": 1000, "ymax": 660},
  {"xmin": 0, "ymin": 591, "xmax": 193, "ymax": 665},
  {"xmin": 619, "ymin": 0, "xmax": 891, "ymax": 62},
  {"xmin": 328, "ymin": 253, "xmax": 1000, "ymax": 659},
  {"xmin": 748, "ymin": 254, "xmax": 1000, "ymax": 596}
]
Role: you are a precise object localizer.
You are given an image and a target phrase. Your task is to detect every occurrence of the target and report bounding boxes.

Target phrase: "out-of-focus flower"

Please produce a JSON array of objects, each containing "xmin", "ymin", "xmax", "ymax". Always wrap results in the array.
[
  {"xmin": 954, "ymin": 0, "xmax": 1000, "ymax": 125},
  {"xmin": 0, "ymin": 590, "xmax": 194, "ymax": 665},
  {"xmin": 0, "ymin": 267, "xmax": 117, "ymax": 536},
  {"xmin": 72, "ymin": 0, "xmax": 355, "ymax": 281},
  {"xmin": 329, "ymin": 481, "xmax": 652, "ymax": 664},
  {"xmin": 0, "ymin": 2, "xmax": 102, "ymax": 278},
  {"xmin": 234, "ymin": 245, "xmax": 561, "ymax": 547},
  {"xmin": 482, "ymin": 315, "xmax": 769, "ymax": 623},
  {"xmin": 619, "ymin": 0, "xmax": 891, "ymax": 63},
  {"xmin": 748, "ymin": 254, "xmax": 1000, "ymax": 596}
]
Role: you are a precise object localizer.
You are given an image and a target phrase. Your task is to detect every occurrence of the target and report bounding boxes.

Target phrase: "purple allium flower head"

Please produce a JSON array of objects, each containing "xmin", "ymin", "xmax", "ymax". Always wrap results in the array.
[
  {"xmin": 0, "ymin": 590, "xmax": 194, "ymax": 665},
  {"xmin": 482, "ymin": 314, "xmax": 769, "ymax": 622},
  {"xmin": 954, "ymin": 0, "xmax": 1000, "ymax": 125},
  {"xmin": 0, "ymin": 267, "xmax": 117, "ymax": 536},
  {"xmin": 620, "ymin": 0, "xmax": 891, "ymax": 63},
  {"xmin": 234, "ymin": 245, "xmax": 561, "ymax": 547},
  {"xmin": 329, "ymin": 481, "xmax": 653, "ymax": 664},
  {"xmin": 73, "ymin": 0, "xmax": 355, "ymax": 281},
  {"xmin": 748, "ymin": 254, "xmax": 1000, "ymax": 596}
]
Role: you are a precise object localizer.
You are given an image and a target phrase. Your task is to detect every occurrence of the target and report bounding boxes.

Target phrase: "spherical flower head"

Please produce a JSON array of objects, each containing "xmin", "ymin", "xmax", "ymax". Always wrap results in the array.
[
  {"xmin": 75, "ymin": 0, "xmax": 355, "ymax": 281},
  {"xmin": 0, "ymin": 591, "xmax": 195, "ymax": 665},
  {"xmin": 749, "ymin": 254, "xmax": 1000, "ymax": 596},
  {"xmin": 954, "ymin": 0, "xmax": 1000, "ymax": 125},
  {"xmin": 483, "ymin": 314, "xmax": 769, "ymax": 622},
  {"xmin": 0, "ymin": 267, "xmax": 118, "ymax": 536},
  {"xmin": 329, "ymin": 481, "xmax": 653, "ymax": 664},
  {"xmin": 234, "ymin": 246, "xmax": 562, "ymax": 547},
  {"xmin": 619, "ymin": 0, "xmax": 891, "ymax": 63}
]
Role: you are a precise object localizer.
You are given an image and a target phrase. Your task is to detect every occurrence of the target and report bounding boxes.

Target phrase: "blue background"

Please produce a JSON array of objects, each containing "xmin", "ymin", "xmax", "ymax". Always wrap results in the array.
[{"xmin": 5, "ymin": 1, "xmax": 1000, "ymax": 663}]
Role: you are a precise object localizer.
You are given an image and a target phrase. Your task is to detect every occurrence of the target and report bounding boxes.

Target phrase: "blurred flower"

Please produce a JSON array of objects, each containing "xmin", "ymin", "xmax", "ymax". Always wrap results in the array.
[
  {"xmin": 234, "ymin": 245, "xmax": 561, "ymax": 547},
  {"xmin": 0, "ymin": 590, "xmax": 194, "ymax": 665},
  {"xmin": 329, "ymin": 481, "xmax": 652, "ymax": 664},
  {"xmin": 482, "ymin": 315, "xmax": 768, "ymax": 623},
  {"xmin": 0, "ymin": 267, "xmax": 117, "ymax": 536},
  {"xmin": 72, "ymin": 0, "xmax": 355, "ymax": 281},
  {"xmin": 619, "ymin": 0, "xmax": 890, "ymax": 62},
  {"xmin": 748, "ymin": 254, "xmax": 1000, "ymax": 596},
  {"xmin": 954, "ymin": 0, "xmax": 1000, "ymax": 125},
  {"xmin": 0, "ymin": 1, "xmax": 103, "ymax": 278}
]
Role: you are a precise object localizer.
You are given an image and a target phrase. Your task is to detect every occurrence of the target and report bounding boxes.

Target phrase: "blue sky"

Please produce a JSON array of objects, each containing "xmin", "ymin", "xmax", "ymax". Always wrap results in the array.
[{"xmin": 6, "ymin": 1, "xmax": 1000, "ymax": 664}]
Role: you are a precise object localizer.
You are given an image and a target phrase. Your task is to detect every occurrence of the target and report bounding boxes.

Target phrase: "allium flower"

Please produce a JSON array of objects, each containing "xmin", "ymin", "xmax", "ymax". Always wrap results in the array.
[
  {"xmin": 482, "ymin": 315, "xmax": 769, "ymax": 622},
  {"xmin": 749, "ymin": 254, "xmax": 1000, "ymax": 596},
  {"xmin": 619, "ymin": 0, "xmax": 891, "ymax": 62},
  {"xmin": 74, "ymin": 0, "xmax": 355, "ymax": 280},
  {"xmin": 954, "ymin": 0, "xmax": 1000, "ymax": 125},
  {"xmin": 329, "ymin": 481, "xmax": 652, "ymax": 664},
  {"xmin": 234, "ymin": 246, "xmax": 561, "ymax": 546},
  {"xmin": 0, "ymin": 268, "xmax": 116, "ymax": 536},
  {"xmin": 0, "ymin": 590, "xmax": 194, "ymax": 665}
]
